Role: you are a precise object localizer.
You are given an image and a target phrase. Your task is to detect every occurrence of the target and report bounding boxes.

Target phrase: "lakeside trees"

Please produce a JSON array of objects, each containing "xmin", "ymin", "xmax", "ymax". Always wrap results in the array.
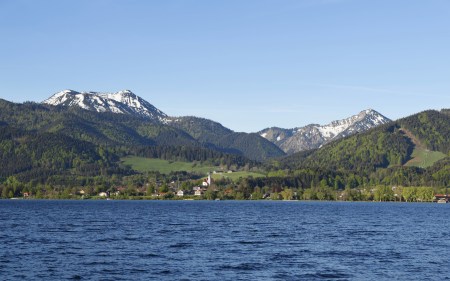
[{"xmin": 0, "ymin": 170, "xmax": 440, "ymax": 202}]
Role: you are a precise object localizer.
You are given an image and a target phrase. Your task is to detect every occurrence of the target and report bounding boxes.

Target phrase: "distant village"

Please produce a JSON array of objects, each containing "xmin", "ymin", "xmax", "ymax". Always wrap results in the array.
[
  {"xmin": 81, "ymin": 174, "xmax": 448, "ymax": 203},
  {"xmin": 96, "ymin": 174, "xmax": 214, "ymax": 198},
  {"xmin": 13, "ymin": 171, "xmax": 449, "ymax": 203}
]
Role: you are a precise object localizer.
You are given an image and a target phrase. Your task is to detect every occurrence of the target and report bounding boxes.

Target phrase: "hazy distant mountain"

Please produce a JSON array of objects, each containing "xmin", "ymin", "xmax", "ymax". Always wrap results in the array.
[
  {"xmin": 43, "ymin": 89, "xmax": 168, "ymax": 122},
  {"xmin": 259, "ymin": 109, "xmax": 391, "ymax": 154}
]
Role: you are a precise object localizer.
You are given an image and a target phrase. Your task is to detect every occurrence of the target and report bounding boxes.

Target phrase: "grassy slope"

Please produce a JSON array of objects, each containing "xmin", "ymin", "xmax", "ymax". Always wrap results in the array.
[
  {"xmin": 121, "ymin": 156, "xmax": 217, "ymax": 174},
  {"xmin": 404, "ymin": 147, "xmax": 446, "ymax": 168},
  {"xmin": 121, "ymin": 156, "xmax": 266, "ymax": 179},
  {"xmin": 401, "ymin": 128, "xmax": 446, "ymax": 168}
]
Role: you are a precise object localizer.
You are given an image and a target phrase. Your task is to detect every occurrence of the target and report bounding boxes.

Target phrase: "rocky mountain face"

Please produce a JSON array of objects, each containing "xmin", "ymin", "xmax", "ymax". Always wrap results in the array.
[
  {"xmin": 43, "ymin": 90, "xmax": 168, "ymax": 122},
  {"xmin": 259, "ymin": 109, "xmax": 391, "ymax": 154}
]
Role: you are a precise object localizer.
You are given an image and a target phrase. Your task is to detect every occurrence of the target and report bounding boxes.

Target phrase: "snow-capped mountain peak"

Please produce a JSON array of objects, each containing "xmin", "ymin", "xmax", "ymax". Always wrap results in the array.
[
  {"xmin": 43, "ymin": 90, "xmax": 167, "ymax": 121},
  {"xmin": 315, "ymin": 109, "xmax": 386, "ymax": 139},
  {"xmin": 259, "ymin": 109, "xmax": 391, "ymax": 154}
]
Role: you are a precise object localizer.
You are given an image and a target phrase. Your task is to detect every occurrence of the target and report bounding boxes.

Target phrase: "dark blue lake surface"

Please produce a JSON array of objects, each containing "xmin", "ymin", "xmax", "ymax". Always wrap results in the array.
[{"xmin": 0, "ymin": 200, "xmax": 449, "ymax": 280}]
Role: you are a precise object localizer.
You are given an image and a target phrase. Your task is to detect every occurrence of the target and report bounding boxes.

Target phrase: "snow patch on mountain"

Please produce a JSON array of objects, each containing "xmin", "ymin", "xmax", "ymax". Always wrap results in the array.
[
  {"xmin": 259, "ymin": 109, "xmax": 391, "ymax": 154},
  {"xmin": 43, "ymin": 89, "xmax": 168, "ymax": 122}
]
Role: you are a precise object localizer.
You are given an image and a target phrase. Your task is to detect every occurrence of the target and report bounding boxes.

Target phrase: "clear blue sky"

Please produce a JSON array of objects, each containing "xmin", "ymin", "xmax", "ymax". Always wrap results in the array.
[{"xmin": 1, "ymin": 0, "xmax": 449, "ymax": 132}]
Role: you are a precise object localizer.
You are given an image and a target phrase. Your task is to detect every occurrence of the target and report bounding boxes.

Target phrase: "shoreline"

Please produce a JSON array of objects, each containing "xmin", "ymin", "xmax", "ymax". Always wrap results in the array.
[{"xmin": 3, "ymin": 198, "xmax": 444, "ymax": 203}]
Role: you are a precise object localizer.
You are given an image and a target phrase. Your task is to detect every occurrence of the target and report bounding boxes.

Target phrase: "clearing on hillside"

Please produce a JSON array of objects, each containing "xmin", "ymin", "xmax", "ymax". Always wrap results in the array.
[
  {"xmin": 400, "ymin": 128, "xmax": 446, "ymax": 168},
  {"xmin": 121, "ymin": 156, "xmax": 267, "ymax": 179},
  {"xmin": 404, "ymin": 147, "xmax": 446, "ymax": 168},
  {"xmin": 121, "ymin": 157, "xmax": 217, "ymax": 174}
]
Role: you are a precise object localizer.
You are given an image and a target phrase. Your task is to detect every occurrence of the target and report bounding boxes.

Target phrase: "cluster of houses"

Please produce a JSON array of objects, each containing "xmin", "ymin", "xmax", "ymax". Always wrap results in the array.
[
  {"xmin": 176, "ymin": 174, "xmax": 211, "ymax": 197},
  {"xmin": 94, "ymin": 174, "xmax": 213, "ymax": 198}
]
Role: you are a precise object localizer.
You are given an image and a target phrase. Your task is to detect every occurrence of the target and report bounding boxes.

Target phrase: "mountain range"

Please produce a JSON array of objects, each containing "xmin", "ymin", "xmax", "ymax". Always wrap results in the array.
[
  {"xmin": 0, "ymin": 90, "xmax": 448, "ymax": 190},
  {"xmin": 42, "ymin": 90, "xmax": 284, "ymax": 161},
  {"xmin": 280, "ymin": 109, "xmax": 449, "ymax": 175},
  {"xmin": 42, "ymin": 89, "xmax": 391, "ymax": 156},
  {"xmin": 259, "ymin": 109, "xmax": 391, "ymax": 154}
]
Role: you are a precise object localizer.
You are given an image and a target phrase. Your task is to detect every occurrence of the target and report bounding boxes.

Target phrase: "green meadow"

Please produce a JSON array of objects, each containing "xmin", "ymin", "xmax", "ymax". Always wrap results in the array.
[
  {"xmin": 121, "ymin": 157, "xmax": 217, "ymax": 174},
  {"xmin": 122, "ymin": 156, "xmax": 266, "ymax": 179},
  {"xmin": 405, "ymin": 147, "xmax": 446, "ymax": 168}
]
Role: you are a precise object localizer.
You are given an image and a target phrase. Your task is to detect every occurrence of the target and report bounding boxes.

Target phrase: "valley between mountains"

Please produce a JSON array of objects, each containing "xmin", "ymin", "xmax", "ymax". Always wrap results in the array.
[{"xmin": 0, "ymin": 90, "xmax": 448, "ymax": 200}]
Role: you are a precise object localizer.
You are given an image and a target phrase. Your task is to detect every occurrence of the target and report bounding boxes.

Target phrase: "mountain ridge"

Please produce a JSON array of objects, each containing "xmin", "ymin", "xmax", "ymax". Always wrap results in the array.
[
  {"xmin": 43, "ymin": 89, "xmax": 168, "ymax": 122},
  {"xmin": 1, "ymin": 94, "xmax": 448, "ymax": 194},
  {"xmin": 41, "ymin": 90, "xmax": 393, "ymax": 159},
  {"xmin": 259, "ymin": 109, "xmax": 391, "ymax": 154},
  {"xmin": 41, "ymin": 90, "xmax": 285, "ymax": 161},
  {"xmin": 279, "ymin": 109, "xmax": 450, "ymax": 173}
]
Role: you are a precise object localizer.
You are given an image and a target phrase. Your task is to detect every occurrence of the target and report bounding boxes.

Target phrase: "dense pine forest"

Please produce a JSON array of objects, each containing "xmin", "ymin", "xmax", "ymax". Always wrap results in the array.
[{"xmin": 0, "ymin": 98, "xmax": 448, "ymax": 200}]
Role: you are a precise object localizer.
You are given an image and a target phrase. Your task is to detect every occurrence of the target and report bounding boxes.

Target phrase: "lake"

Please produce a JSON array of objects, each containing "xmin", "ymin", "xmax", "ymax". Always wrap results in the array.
[{"xmin": 0, "ymin": 200, "xmax": 449, "ymax": 280}]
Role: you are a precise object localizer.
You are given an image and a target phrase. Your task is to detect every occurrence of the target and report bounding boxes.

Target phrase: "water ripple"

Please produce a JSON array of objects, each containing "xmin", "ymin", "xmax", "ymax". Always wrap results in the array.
[{"xmin": 0, "ymin": 200, "xmax": 449, "ymax": 280}]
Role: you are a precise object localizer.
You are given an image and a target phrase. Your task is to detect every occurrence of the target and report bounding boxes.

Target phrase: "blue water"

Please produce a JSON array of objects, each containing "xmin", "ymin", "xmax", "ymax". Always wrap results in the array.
[{"xmin": 0, "ymin": 200, "xmax": 449, "ymax": 280}]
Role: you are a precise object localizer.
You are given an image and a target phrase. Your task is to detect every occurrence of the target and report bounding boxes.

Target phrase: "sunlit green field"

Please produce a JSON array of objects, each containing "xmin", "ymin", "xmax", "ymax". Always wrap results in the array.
[
  {"xmin": 405, "ymin": 147, "xmax": 446, "ymax": 168},
  {"xmin": 121, "ymin": 157, "xmax": 217, "ymax": 174},
  {"xmin": 121, "ymin": 156, "xmax": 267, "ymax": 179}
]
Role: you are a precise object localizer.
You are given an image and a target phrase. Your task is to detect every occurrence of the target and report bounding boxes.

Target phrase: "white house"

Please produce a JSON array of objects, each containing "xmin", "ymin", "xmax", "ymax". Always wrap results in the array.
[{"xmin": 98, "ymin": 192, "xmax": 108, "ymax": 197}]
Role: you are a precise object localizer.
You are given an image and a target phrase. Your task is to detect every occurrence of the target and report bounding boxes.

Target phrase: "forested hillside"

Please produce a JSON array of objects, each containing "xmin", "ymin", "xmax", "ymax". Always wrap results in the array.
[
  {"xmin": 168, "ymin": 116, "xmax": 233, "ymax": 141},
  {"xmin": 0, "ymin": 100, "xmax": 282, "ymax": 161},
  {"xmin": 168, "ymin": 116, "xmax": 285, "ymax": 161},
  {"xmin": 275, "ymin": 109, "xmax": 449, "ymax": 190},
  {"xmin": 0, "ymin": 99, "xmax": 258, "ymax": 186},
  {"xmin": 398, "ymin": 110, "xmax": 450, "ymax": 153},
  {"xmin": 281, "ymin": 110, "xmax": 449, "ymax": 171},
  {"xmin": 0, "ymin": 124, "xmax": 129, "ymax": 182},
  {"xmin": 0, "ymin": 100, "xmax": 196, "ymax": 147},
  {"xmin": 214, "ymin": 132, "xmax": 285, "ymax": 161}
]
